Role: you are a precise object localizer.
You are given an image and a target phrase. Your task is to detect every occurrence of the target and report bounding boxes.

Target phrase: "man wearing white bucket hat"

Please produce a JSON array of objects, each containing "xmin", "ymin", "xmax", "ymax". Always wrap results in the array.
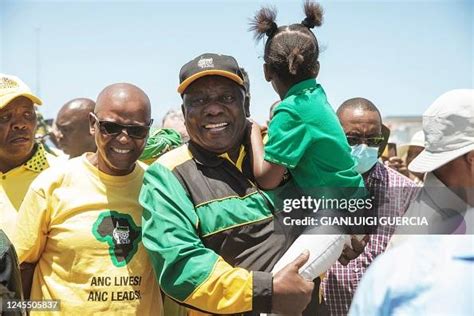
[
  {"xmin": 394, "ymin": 88, "xmax": 474, "ymax": 237},
  {"xmin": 410, "ymin": 90, "xmax": 474, "ymax": 176},
  {"xmin": 349, "ymin": 89, "xmax": 474, "ymax": 315}
]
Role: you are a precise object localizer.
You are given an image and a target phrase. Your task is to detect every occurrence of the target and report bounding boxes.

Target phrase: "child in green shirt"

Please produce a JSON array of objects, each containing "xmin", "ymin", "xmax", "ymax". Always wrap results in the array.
[{"xmin": 250, "ymin": 1, "xmax": 367, "ymax": 286}]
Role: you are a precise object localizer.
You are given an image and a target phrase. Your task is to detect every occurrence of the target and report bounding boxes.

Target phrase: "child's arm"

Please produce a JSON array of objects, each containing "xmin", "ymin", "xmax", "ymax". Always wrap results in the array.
[{"xmin": 250, "ymin": 122, "xmax": 287, "ymax": 190}]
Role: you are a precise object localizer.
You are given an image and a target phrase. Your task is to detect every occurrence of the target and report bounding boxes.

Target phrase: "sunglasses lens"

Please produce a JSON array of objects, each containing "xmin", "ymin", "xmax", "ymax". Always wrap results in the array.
[
  {"xmin": 100, "ymin": 122, "xmax": 123, "ymax": 135},
  {"xmin": 367, "ymin": 137, "xmax": 384, "ymax": 147},
  {"xmin": 346, "ymin": 135, "xmax": 384, "ymax": 147},
  {"xmin": 101, "ymin": 122, "xmax": 149, "ymax": 138},
  {"xmin": 95, "ymin": 116, "xmax": 150, "ymax": 139},
  {"xmin": 346, "ymin": 136, "xmax": 359, "ymax": 146},
  {"xmin": 127, "ymin": 126, "xmax": 149, "ymax": 138}
]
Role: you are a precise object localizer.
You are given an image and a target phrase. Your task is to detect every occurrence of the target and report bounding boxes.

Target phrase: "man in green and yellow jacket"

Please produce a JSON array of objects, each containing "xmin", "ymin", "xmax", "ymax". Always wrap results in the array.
[{"xmin": 140, "ymin": 53, "xmax": 316, "ymax": 315}]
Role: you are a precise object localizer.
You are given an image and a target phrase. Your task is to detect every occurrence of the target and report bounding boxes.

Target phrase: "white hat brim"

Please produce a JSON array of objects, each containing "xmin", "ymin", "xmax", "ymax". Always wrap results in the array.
[{"xmin": 409, "ymin": 144, "xmax": 474, "ymax": 173}]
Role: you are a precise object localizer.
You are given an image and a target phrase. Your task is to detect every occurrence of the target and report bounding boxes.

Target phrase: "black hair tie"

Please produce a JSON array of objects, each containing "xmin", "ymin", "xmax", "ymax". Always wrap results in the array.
[
  {"xmin": 266, "ymin": 22, "xmax": 278, "ymax": 38},
  {"xmin": 301, "ymin": 17, "xmax": 314, "ymax": 29}
]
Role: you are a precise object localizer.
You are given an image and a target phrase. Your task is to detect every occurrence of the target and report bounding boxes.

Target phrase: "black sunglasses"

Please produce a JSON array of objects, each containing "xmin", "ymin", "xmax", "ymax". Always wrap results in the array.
[
  {"xmin": 91, "ymin": 113, "xmax": 153, "ymax": 139},
  {"xmin": 346, "ymin": 135, "xmax": 385, "ymax": 147}
]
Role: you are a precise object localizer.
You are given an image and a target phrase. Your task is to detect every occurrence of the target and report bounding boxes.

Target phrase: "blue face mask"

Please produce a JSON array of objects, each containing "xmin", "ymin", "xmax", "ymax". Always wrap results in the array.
[{"xmin": 351, "ymin": 144, "xmax": 379, "ymax": 174}]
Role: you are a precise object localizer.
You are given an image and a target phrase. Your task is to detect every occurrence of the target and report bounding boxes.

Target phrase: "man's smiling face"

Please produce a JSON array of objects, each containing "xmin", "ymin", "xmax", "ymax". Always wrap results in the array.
[
  {"xmin": 91, "ymin": 83, "xmax": 151, "ymax": 176},
  {"xmin": 182, "ymin": 76, "xmax": 246, "ymax": 155}
]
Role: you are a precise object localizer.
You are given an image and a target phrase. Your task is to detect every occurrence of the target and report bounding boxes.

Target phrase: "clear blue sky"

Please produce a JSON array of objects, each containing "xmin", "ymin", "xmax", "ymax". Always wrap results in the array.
[{"xmin": 0, "ymin": 0, "xmax": 472, "ymax": 124}]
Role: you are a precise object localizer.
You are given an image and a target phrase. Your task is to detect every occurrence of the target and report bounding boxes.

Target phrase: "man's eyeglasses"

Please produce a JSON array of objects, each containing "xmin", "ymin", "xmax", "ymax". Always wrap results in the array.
[
  {"xmin": 91, "ymin": 113, "xmax": 153, "ymax": 139},
  {"xmin": 346, "ymin": 135, "xmax": 385, "ymax": 147}
]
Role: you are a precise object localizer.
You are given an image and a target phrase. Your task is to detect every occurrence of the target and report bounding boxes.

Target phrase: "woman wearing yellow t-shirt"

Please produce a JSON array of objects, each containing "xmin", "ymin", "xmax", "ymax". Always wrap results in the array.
[{"xmin": 14, "ymin": 83, "xmax": 163, "ymax": 315}]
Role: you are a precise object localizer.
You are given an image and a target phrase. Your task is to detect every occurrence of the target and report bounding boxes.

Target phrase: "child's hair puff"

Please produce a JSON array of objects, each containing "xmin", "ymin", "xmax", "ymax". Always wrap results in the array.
[{"xmin": 250, "ymin": 1, "xmax": 324, "ymax": 82}]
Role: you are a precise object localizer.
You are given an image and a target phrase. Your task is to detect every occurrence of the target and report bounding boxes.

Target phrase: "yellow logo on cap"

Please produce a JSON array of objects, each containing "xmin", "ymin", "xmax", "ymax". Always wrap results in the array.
[{"xmin": 0, "ymin": 77, "xmax": 19, "ymax": 90}]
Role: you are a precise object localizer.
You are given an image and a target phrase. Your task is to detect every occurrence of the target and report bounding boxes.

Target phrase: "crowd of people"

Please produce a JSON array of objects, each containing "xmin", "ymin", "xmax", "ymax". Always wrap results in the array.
[{"xmin": 1, "ymin": 1, "xmax": 473, "ymax": 315}]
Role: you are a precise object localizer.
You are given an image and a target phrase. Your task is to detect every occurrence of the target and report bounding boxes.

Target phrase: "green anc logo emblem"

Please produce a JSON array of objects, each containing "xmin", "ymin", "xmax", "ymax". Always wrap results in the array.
[{"xmin": 92, "ymin": 211, "xmax": 141, "ymax": 267}]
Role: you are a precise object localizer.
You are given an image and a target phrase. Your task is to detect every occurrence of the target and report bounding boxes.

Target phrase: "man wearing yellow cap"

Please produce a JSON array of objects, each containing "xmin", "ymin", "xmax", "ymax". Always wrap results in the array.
[{"xmin": 0, "ymin": 74, "xmax": 57, "ymax": 240}]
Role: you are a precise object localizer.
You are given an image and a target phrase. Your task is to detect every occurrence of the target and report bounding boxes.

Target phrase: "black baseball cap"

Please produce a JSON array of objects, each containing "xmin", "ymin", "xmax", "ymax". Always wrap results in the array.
[{"xmin": 177, "ymin": 53, "xmax": 245, "ymax": 94}]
